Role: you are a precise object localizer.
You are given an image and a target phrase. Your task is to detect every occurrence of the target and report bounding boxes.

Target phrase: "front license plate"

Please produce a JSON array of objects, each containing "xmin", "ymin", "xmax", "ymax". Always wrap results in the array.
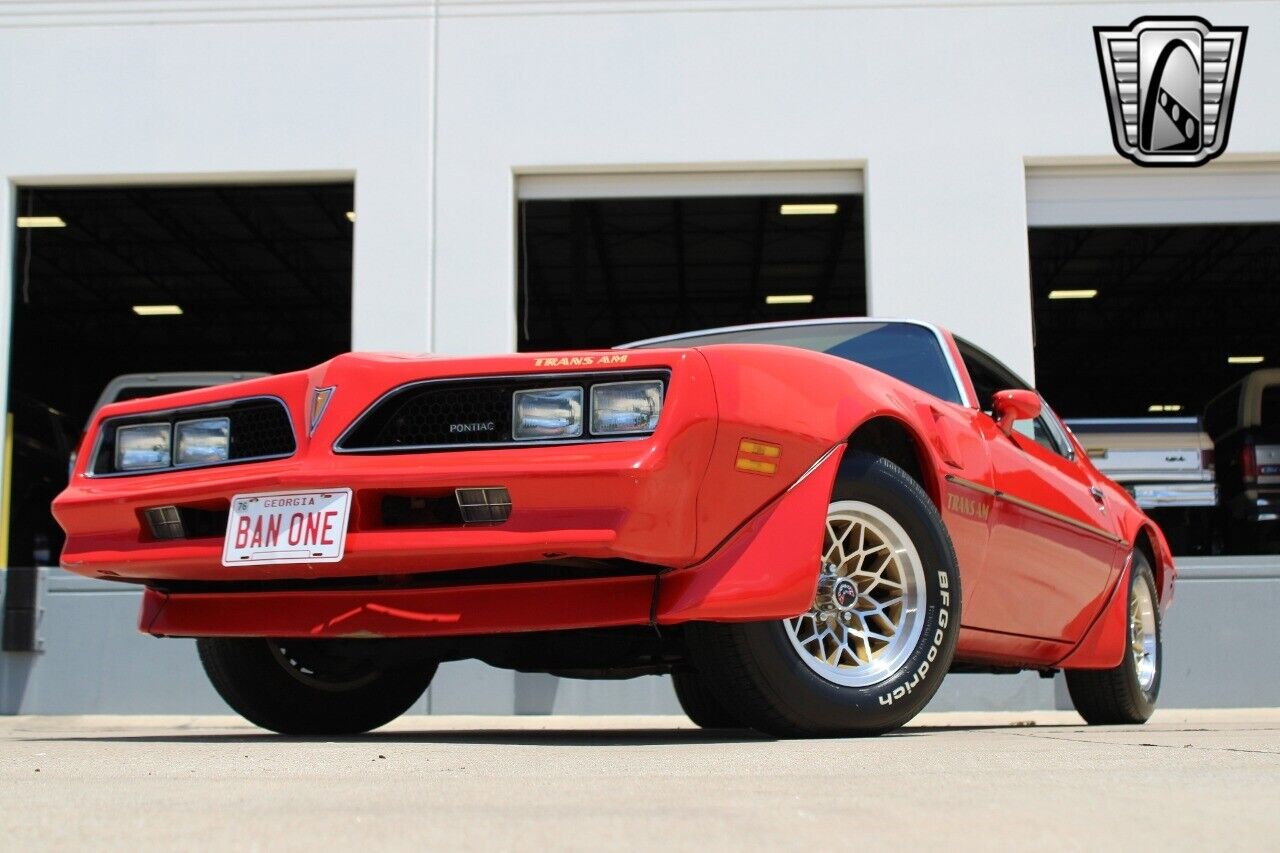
[{"xmin": 222, "ymin": 488, "xmax": 352, "ymax": 566}]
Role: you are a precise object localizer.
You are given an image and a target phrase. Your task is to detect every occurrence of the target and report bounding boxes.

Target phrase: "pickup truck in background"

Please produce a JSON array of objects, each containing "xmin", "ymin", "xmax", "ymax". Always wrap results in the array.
[
  {"xmin": 1066, "ymin": 417, "xmax": 1218, "ymax": 555},
  {"xmin": 1203, "ymin": 369, "xmax": 1280, "ymax": 554},
  {"xmin": 87, "ymin": 372, "xmax": 271, "ymax": 420}
]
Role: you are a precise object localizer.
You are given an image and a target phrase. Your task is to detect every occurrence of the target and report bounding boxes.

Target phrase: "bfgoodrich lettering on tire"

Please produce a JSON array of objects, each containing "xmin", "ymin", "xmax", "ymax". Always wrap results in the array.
[{"xmin": 686, "ymin": 451, "xmax": 961, "ymax": 737}]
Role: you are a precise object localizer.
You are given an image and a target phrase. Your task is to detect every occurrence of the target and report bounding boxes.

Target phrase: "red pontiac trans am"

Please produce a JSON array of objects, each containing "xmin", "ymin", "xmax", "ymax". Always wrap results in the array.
[{"xmin": 52, "ymin": 319, "xmax": 1174, "ymax": 736}]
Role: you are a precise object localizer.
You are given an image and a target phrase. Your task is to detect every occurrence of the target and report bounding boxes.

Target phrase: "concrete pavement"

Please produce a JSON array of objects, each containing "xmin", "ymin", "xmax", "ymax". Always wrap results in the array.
[{"xmin": 1, "ymin": 709, "xmax": 1277, "ymax": 851}]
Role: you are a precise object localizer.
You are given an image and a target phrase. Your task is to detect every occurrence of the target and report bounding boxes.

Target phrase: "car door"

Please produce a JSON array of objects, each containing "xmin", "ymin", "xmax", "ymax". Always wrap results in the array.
[{"xmin": 957, "ymin": 342, "xmax": 1127, "ymax": 643}]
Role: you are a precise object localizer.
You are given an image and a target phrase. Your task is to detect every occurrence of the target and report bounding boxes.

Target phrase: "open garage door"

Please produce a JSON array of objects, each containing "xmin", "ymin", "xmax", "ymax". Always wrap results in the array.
[
  {"xmin": 516, "ymin": 171, "xmax": 865, "ymax": 351},
  {"xmin": 4, "ymin": 182, "xmax": 354, "ymax": 575},
  {"xmin": 1027, "ymin": 166, "xmax": 1280, "ymax": 556}
]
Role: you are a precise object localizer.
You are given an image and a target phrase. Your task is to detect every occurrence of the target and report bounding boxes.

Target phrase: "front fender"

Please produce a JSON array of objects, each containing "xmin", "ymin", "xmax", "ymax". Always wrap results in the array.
[
  {"xmin": 691, "ymin": 345, "xmax": 951, "ymax": 559},
  {"xmin": 657, "ymin": 444, "xmax": 845, "ymax": 623}
]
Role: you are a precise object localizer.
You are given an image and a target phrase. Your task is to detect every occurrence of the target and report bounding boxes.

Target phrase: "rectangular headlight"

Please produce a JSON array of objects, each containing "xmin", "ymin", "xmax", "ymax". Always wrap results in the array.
[
  {"xmin": 512, "ymin": 387, "xmax": 583, "ymax": 441},
  {"xmin": 175, "ymin": 417, "xmax": 230, "ymax": 466},
  {"xmin": 590, "ymin": 380, "xmax": 663, "ymax": 435},
  {"xmin": 115, "ymin": 423, "xmax": 172, "ymax": 471}
]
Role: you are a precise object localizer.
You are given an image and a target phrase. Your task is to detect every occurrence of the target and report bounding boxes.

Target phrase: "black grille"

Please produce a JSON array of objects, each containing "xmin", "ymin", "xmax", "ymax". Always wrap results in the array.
[
  {"xmin": 338, "ymin": 371, "xmax": 668, "ymax": 452},
  {"xmin": 357, "ymin": 383, "xmax": 514, "ymax": 448},
  {"xmin": 92, "ymin": 397, "xmax": 296, "ymax": 475},
  {"xmin": 226, "ymin": 402, "xmax": 295, "ymax": 460}
]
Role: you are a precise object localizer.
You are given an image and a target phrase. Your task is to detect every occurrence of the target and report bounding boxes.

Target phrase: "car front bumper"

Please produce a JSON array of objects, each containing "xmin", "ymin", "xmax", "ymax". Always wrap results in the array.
[
  {"xmin": 53, "ymin": 349, "xmax": 845, "ymax": 636},
  {"xmin": 1129, "ymin": 481, "xmax": 1218, "ymax": 509},
  {"xmin": 55, "ymin": 439, "xmax": 710, "ymax": 583}
]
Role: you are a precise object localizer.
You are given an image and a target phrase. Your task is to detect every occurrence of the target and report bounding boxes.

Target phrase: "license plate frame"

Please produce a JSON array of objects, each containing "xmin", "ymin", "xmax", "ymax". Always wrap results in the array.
[{"xmin": 221, "ymin": 488, "xmax": 353, "ymax": 567}]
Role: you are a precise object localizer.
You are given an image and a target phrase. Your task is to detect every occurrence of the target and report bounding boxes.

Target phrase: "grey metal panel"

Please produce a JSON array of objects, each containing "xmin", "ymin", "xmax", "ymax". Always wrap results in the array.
[
  {"xmin": 1158, "ymin": 575, "xmax": 1280, "ymax": 708},
  {"xmin": 1174, "ymin": 555, "xmax": 1280, "ymax": 581},
  {"xmin": 2, "ymin": 576, "xmax": 226, "ymax": 714},
  {"xmin": 4, "ymin": 559, "xmax": 1279, "ymax": 715}
]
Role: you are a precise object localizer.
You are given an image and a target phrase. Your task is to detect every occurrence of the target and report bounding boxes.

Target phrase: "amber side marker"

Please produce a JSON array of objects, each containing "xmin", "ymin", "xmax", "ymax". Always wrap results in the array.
[{"xmin": 736, "ymin": 438, "xmax": 781, "ymax": 475}]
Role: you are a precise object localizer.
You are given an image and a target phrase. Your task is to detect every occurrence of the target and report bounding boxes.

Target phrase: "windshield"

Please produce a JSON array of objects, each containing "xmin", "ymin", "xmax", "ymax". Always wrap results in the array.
[{"xmin": 632, "ymin": 322, "xmax": 963, "ymax": 405}]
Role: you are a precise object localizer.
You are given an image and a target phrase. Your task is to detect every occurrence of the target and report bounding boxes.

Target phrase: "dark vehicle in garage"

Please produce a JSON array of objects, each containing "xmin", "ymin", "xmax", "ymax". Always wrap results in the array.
[{"xmin": 1203, "ymin": 369, "xmax": 1280, "ymax": 553}]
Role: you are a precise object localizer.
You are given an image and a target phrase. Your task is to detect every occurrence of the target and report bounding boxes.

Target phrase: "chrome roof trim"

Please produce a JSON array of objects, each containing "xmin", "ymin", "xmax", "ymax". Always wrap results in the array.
[{"xmin": 619, "ymin": 317, "xmax": 975, "ymax": 409}]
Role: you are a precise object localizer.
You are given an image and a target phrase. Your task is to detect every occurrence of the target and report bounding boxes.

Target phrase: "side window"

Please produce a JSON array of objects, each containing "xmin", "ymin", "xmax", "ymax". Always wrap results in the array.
[
  {"xmin": 958, "ymin": 340, "xmax": 1073, "ymax": 460},
  {"xmin": 1203, "ymin": 385, "xmax": 1240, "ymax": 439},
  {"xmin": 1031, "ymin": 404, "xmax": 1075, "ymax": 460},
  {"xmin": 1262, "ymin": 385, "xmax": 1280, "ymax": 429}
]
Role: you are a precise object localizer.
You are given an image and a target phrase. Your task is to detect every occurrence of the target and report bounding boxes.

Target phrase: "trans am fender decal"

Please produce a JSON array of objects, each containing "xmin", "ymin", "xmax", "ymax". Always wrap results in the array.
[{"xmin": 944, "ymin": 475, "xmax": 1129, "ymax": 547}]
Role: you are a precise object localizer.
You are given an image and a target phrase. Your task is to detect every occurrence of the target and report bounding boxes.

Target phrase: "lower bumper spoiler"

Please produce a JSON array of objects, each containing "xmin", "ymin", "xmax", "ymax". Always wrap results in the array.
[{"xmin": 141, "ymin": 445, "xmax": 846, "ymax": 638}]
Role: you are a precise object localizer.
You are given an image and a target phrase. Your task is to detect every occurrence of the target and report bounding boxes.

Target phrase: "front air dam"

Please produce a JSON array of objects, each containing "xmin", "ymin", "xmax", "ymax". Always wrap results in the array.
[{"xmin": 139, "ymin": 445, "xmax": 844, "ymax": 639}]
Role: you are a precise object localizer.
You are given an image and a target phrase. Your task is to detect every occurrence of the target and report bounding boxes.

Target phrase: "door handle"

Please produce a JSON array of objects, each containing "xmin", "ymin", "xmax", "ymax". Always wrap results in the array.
[{"xmin": 1090, "ymin": 486, "xmax": 1106, "ymax": 506}]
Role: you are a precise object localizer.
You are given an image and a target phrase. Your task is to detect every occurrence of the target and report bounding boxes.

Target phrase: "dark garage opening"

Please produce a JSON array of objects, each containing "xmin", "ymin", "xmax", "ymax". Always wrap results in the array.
[
  {"xmin": 4, "ymin": 182, "xmax": 354, "ymax": 571},
  {"xmin": 1029, "ymin": 223, "xmax": 1280, "ymax": 555},
  {"xmin": 517, "ymin": 194, "xmax": 865, "ymax": 351},
  {"xmin": 1030, "ymin": 224, "xmax": 1279, "ymax": 417}
]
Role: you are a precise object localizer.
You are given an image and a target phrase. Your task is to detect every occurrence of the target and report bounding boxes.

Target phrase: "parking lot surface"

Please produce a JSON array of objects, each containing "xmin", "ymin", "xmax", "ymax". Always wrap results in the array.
[{"xmin": 1, "ymin": 709, "xmax": 1276, "ymax": 850}]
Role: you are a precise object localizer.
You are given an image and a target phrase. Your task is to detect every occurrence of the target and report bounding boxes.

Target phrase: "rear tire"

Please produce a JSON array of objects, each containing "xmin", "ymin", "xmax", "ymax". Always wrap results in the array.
[
  {"xmin": 1066, "ymin": 553, "xmax": 1161, "ymax": 725},
  {"xmin": 198, "ymin": 638, "xmax": 436, "ymax": 735},
  {"xmin": 686, "ymin": 452, "xmax": 961, "ymax": 737},
  {"xmin": 671, "ymin": 670, "xmax": 744, "ymax": 729}
]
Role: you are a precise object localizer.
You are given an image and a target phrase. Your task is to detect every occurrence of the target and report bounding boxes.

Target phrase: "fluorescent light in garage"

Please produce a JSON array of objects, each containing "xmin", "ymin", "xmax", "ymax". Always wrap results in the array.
[
  {"xmin": 1147, "ymin": 404, "xmax": 1183, "ymax": 413},
  {"xmin": 16, "ymin": 215, "xmax": 66, "ymax": 228},
  {"xmin": 779, "ymin": 203, "xmax": 838, "ymax": 215},
  {"xmin": 1048, "ymin": 289, "xmax": 1097, "ymax": 300},
  {"xmin": 132, "ymin": 304, "xmax": 184, "ymax": 316},
  {"xmin": 1228, "ymin": 355, "xmax": 1265, "ymax": 364},
  {"xmin": 766, "ymin": 294, "xmax": 814, "ymax": 305}
]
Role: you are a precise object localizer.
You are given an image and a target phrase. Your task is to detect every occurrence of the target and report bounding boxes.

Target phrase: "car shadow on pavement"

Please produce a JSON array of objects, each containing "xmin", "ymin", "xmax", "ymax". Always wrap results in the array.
[
  {"xmin": 19, "ymin": 728, "xmax": 770, "ymax": 746},
  {"xmin": 18, "ymin": 722, "xmax": 1086, "ymax": 747}
]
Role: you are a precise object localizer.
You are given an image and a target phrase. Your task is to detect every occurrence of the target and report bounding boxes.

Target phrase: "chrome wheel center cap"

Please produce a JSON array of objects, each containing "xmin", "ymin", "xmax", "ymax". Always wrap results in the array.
[{"xmin": 833, "ymin": 579, "xmax": 858, "ymax": 610}]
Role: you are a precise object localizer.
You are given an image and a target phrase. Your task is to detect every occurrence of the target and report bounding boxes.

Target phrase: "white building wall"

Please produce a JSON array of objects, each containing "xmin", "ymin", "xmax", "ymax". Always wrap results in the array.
[{"xmin": 2, "ymin": 0, "xmax": 1278, "ymax": 381}]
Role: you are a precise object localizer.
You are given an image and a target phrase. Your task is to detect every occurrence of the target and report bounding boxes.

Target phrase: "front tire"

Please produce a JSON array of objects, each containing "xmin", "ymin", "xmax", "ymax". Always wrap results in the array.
[
  {"xmin": 1065, "ymin": 553, "xmax": 1162, "ymax": 725},
  {"xmin": 198, "ymin": 638, "xmax": 437, "ymax": 735},
  {"xmin": 687, "ymin": 452, "xmax": 961, "ymax": 737}
]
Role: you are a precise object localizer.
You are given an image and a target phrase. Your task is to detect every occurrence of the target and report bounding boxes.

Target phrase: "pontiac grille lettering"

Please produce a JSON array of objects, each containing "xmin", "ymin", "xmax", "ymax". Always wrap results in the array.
[{"xmin": 450, "ymin": 422, "xmax": 496, "ymax": 434}]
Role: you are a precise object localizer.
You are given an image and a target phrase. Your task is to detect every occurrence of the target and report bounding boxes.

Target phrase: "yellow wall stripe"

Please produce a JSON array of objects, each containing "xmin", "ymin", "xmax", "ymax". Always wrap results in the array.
[{"xmin": 0, "ymin": 413, "xmax": 13, "ymax": 569}]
